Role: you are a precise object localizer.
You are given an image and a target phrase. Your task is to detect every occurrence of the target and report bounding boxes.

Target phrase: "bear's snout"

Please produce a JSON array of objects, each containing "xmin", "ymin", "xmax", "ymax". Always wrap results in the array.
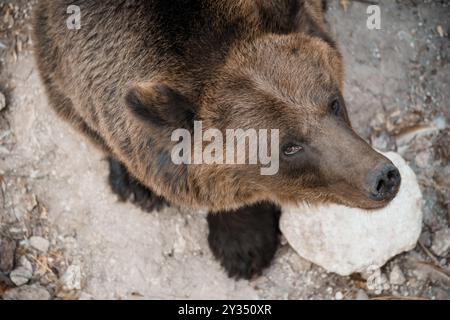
[{"xmin": 365, "ymin": 162, "xmax": 401, "ymax": 202}]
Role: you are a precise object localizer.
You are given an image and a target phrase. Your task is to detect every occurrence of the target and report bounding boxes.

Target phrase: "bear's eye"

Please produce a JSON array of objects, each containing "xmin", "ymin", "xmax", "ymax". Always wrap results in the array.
[
  {"xmin": 330, "ymin": 99, "xmax": 341, "ymax": 116},
  {"xmin": 283, "ymin": 144, "xmax": 304, "ymax": 156}
]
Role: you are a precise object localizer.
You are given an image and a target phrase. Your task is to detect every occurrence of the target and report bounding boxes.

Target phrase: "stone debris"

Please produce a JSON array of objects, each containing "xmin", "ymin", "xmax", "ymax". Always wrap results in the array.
[
  {"xmin": 3, "ymin": 285, "xmax": 51, "ymax": 300},
  {"xmin": 389, "ymin": 265, "xmax": 406, "ymax": 286},
  {"xmin": 355, "ymin": 290, "xmax": 369, "ymax": 300},
  {"xmin": 10, "ymin": 266, "xmax": 32, "ymax": 286},
  {"xmin": 61, "ymin": 265, "xmax": 82, "ymax": 291},
  {"xmin": 29, "ymin": 236, "xmax": 50, "ymax": 253},
  {"xmin": 431, "ymin": 229, "xmax": 450, "ymax": 257}
]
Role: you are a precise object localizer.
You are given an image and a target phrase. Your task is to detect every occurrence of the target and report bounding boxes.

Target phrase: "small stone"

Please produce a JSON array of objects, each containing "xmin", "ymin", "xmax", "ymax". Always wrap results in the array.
[
  {"xmin": 389, "ymin": 265, "xmax": 406, "ymax": 285},
  {"xmin": 0, "ymin": 91, "xmax": 6, "ymax": 111},
  {"xmin": 355, "ymin": 290, "xmax": 369, "ymax": 300},
  {"xmin": 61, "ymin": 265, "xmax": 82, "ymax": 291},
  {"xmin": 18, "ymin": 256, "xmax": 33, "ymax": 275},
  {"xmin": 3, "ymin": 285, "xmax": 51, "ymax": 300},
  {"xmin": 0, "ymin": 238, "xmax": 16, "ymax": 273},
  {"xmin": 10, "ymin": 266, "xmax": 32, "ymax": 286},
  {"xmin": 78, "ymin": 292, "xmax": 95, "ymax": 300},
  {"xmin": 431, "ymin": 229, "xmax": 450, "ymax": 257},
  {"xmin": 415, "ymin": 151, "xmax": 430, "ymax": 169},
  {"xmin": 419, "ymin": 231, "xmax": 432, "ymax": 248},
  {"xmin": 432, "ymin": 115, "xmax": 447, "ymax": 130},
  {"xmin": 24, "ymin": 194, "xmax": 38, "ymax": 211},
  {"xmin": 371, "ymin": 131, "xmax": 389, "ymax": 151},
  {"xmin": 335, "ymin": 291, "xmax": 344, "ymax": 300},
  {"xmin": 437, "ymin": 25, "xmax": 445, "ymax": 38},
  {"xmin": 367, "ymin": 269, "xmax": 390, "ymax": 295},
  {"xmin": 29, "ymin": 236, "xmax": 50, "ymax": 253}
]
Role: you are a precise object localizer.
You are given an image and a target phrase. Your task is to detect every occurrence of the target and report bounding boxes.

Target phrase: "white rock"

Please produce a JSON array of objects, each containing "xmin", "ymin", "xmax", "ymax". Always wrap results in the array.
[
  {"xmin": 29, "ymin": 236, "xmax": 50, "ymax": 253},
  {"xmin": 280, "ymin": 152, "xmax": 423, "ymax": 276},
  {"xmin": 61, "ymin": 265, "xmax": 82, "ymax": 291},
  {"xmin": 0, "ymin": 91, "xmax": 6, "ymax": 111},
  {"xmin": 335, "ymin": 291, "xmax": 344, "ymax": 300},
  {"xmin": 431, "ymin": 228, "xmax": 450, "ymax": 257}
]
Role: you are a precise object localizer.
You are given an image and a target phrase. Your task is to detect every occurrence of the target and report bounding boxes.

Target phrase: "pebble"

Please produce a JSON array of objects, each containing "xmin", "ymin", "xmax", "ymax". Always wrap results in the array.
[
  {"xmin": 10, "ymin": 266, "xmax": 32, "ymax": 286},
  {"xmin": 78, "ymin": 292, "xmax": 95, "ymax": 300},
  {"xmin": 3, "ymin": 285, "xmax": 51, "ymax": 300},
  {"xmin": 0, "ymin": 91, "xmax": 6, "ymax": 111},
  {"xmin": 61, "ymin": 265, "xmax": 82, "ymax": 291},
  {"xmin": 389, "ymin": 265, "xmax": 406, "ymax": 285},
  {"xmin": 29, "ymin": 236, "xmax": 50, "ymax": 253},
  {"xmin": 371, "ymin": 131, "xmax": 389, "ymax": 151},
  {"xmin": 24, "ymin": 193, "xmax": 38, "ymax": 212},
  {"xmin": 431, "ymin": 228, "xmax": 450, "ymax": 257},
  {"xmin": 415, "ymin": 151, "xmax": 430, "ymax": 169},
  {"xmin": 355, "ymin": 290, "xmax": 369, "ymax": 300},
  {"xmin": 419, "ymin": 231, "xmax": 432, "ymax": 248},
  {"xmin": 335, "ymin": 291, "xmax": 344, "ymax": 300}
]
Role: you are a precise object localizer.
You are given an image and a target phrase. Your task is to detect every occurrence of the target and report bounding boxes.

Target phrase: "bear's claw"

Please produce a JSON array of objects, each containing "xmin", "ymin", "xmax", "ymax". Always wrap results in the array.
[
  {"xmin": 108, "ymin": 158, "xmax": 168, "ymax": 212},
  {"xmin": 207, "ymin": 202, "xmax": 281, "ymax": 280}
]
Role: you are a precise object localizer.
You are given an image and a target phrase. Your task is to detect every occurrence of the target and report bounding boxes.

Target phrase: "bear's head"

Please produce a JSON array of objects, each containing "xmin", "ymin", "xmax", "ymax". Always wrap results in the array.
[{"xmin": 126, "ymin": 33, "xmax": 401, "ymax": 211}]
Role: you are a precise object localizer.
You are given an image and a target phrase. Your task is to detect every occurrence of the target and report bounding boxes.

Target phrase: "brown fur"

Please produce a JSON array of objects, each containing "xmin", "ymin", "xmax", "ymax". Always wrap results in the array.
[{"xmin": 33, "ymin": 0, "xmax": 398, "ymax": 212}]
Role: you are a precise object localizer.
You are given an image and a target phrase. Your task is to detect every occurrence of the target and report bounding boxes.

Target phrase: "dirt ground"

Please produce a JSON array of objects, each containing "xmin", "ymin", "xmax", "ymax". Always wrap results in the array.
[{"xmin": 0, "ymin": 0, "xmax": 449, "ymax": 300}]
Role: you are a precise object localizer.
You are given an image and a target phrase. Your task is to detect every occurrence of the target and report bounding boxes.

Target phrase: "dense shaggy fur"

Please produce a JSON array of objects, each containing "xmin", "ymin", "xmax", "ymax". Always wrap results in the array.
[{"xmin": 33, "ymin": 0, "xmax": 399, "ymax": 279}]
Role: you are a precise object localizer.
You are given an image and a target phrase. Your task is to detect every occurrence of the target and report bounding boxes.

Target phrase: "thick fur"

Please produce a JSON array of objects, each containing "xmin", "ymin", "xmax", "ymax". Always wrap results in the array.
[
  {"xmin": 32, "ymin": 0, "xmax": 340, "ymax": 211},
  {"xmin": 33, "ymin": 0, "xmax": 398, "ymax": 279}
]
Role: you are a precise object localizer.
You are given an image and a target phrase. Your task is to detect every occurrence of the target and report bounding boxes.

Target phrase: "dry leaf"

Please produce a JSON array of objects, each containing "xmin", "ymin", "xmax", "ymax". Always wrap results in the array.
[{"xmin": 340, "ymin": 0, "xmax": 349, "ymax": 12}]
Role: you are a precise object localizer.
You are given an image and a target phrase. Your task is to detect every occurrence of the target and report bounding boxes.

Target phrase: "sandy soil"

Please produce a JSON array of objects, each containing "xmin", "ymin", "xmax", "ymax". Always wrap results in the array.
[{"xmin": 1, "ymin": 0, "xmax": 449, "ymax": 300}]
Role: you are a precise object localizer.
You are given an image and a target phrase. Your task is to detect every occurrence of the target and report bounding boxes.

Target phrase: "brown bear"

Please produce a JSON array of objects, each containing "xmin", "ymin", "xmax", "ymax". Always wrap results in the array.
[{"xmin": 33, "ymin": 0, "xmax": 401, "ymax": 279}]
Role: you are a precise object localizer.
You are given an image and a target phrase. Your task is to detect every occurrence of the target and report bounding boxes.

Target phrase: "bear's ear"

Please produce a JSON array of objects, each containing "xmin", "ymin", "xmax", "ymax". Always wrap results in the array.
[
  {"xmin": 258, "ymin": 0, "xmax": 336, "ymax": 49},
  {"xmin": 299, "ymin": 14, "xmax": 336, "ymax": 49},
  {"xmin": 125, "ymin": 83, "xmax": 195, "ymax": 129}
]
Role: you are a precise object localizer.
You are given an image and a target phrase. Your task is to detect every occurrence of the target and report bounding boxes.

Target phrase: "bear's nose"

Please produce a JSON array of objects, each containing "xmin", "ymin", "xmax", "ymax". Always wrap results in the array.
[{"xmin": 367, "ymin": 163, "xmax": 401, "ymax": 202}]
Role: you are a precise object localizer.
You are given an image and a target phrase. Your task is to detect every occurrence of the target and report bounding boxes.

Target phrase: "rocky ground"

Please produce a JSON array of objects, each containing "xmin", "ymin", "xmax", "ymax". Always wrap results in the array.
[{"xmin": 0, "ymin": 0, "xmax": 449, "ymax": 300}]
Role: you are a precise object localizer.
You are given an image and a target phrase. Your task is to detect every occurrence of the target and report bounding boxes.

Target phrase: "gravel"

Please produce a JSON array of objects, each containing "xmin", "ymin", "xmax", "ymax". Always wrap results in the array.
[
  {"xmin": 431, "ymin": 229, "xmax": 450, "ymax": 257},
  {"xmin": 3, "ymin": 285, "xmax": 51, "ymax": 300},
  {"xmin": 389, "ymin": 265, "xmax": 406, "ymax": 286}
]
